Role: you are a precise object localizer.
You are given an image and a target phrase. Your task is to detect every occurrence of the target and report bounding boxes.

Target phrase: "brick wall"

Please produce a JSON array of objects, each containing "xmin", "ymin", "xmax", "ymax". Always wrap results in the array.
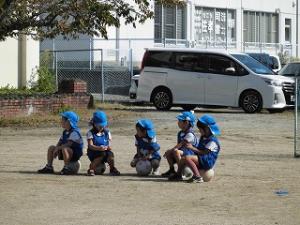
[{"xmin": 0, "ymin": 80, "xmax": 92, "ymax": 118}]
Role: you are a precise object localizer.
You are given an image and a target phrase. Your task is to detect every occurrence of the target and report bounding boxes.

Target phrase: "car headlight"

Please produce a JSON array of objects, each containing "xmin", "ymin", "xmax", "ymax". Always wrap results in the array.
[{"xmin": 262, "ymin": 78, "xmax": 282, "ymax": 87}]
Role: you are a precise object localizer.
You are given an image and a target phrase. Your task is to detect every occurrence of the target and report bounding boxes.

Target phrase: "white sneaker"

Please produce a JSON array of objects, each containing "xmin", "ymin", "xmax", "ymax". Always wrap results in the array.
[{"xmin": 152, "ymin": 168, "xmax": 160, "ymax": 176}]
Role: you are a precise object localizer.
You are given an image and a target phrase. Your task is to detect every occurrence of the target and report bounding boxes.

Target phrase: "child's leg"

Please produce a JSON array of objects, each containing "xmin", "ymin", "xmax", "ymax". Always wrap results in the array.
[
  {"xmin": 176, "ymin": 156, "xmax": 187, "ymax": 175},
  {"xmin": 185, "ymin": 156, "xmax": 201, "ymax": 177},
  {"xmin": 130, "ymin": 154, "xmax": 139, "ymax": 167},
  {"xmin": 106, "ymin": 152, "xmax": 120, "ymax": 175},
  {"xmin": 61, "ymin": 147, "xmax": 73, "ymax": 165},
  {"xmin": 47, "ymin": 145, "xmax": 57, "ymax": 166},
  {"xmin": 90, "ymin": 157, "xmax": 104, "ymax": 170},
  {"xmin": 173, "ymin": 149, "xmax": 183, "ymax": 164}
]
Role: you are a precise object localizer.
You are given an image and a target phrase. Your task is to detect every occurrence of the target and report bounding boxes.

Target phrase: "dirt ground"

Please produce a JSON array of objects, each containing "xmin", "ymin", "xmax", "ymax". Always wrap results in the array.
[{"xmin": 0, "ymin": 106, "xmax": 299, "ymax": 225}]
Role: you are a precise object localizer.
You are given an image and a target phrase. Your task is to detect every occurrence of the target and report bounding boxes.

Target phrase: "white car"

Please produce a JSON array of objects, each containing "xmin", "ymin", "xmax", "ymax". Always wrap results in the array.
[
  {"xmin": 129, "ymin": 74, "xmax": 140, "ymax": 101},
  {"xmin": 135, "ymin": 48, "xmax": 295, "ymax": 113}
]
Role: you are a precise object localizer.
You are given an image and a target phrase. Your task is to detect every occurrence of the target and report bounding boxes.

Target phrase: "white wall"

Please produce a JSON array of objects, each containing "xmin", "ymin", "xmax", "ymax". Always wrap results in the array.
[
  {"xmin": 0, "ymin": 37, "xmax": 39, "ymax": 88},
  {"xmin": 0, "ymin": 38, "xmax": 19, "ymax": 87}
]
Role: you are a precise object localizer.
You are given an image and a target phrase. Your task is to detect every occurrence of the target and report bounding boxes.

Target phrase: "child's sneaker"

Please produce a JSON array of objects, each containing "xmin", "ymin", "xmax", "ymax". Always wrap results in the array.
[
  {"xmin": 161, "ymin": 168, "xmax": 175, "ymax": 177},
  {"xmin": 37, "ymin": 165, "xmax": 54, "ymax": 174},
  {"xmin": 152, "ymin": 168, "xmax": 160, "ymax": 176},
  {"xmin": 187, "ymin": 175, "xmax": 204, "ymax": 183},
  {"xmin": 87, "ymin": 169, "xmax": 95, "ymax": 176},
  {"xmin": 109, "ymin": 167, "xmax": 121, "ymax": 176},
  {"xmin": 168, "ymin": 173, "xmax": 183, "ymax": 181},
  {"xmin": 60, "ymin": 166, "xmax": 73, "ymax": 175}
]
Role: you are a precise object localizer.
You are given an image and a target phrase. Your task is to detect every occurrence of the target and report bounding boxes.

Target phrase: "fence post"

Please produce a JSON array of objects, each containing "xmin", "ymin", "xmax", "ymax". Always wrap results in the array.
[
  {"xmin": 101, "ymin": 49, "xmax": 104, "ymax": 102},
  {"xmin": 55, "ymin": 51, "xmax": 58, "ymax": 91}
]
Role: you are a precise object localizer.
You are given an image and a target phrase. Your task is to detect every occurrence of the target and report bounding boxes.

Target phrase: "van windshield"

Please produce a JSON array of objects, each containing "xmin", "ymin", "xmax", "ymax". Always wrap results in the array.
[{"xmin": 231, "ymin": 54, "xmax": 275, "ymax": 75}]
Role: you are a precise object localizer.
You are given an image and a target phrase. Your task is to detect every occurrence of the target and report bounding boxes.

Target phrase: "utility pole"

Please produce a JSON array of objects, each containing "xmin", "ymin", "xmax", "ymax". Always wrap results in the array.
[{"xmin": 297, "ymin": 0, "xmax": 299, "ymax": 57}]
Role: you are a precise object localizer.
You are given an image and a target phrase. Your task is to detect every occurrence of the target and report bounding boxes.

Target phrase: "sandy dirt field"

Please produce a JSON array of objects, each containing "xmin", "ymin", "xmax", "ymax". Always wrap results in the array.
[{"xmin": 0, "ymin": 107, "xmax": 299, "ymax": 225}]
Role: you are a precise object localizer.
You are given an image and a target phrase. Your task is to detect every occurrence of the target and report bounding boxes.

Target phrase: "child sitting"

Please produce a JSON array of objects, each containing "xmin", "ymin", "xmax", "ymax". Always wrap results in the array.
[
  {"xmin": 162, "ymin": 111, "xmax": 198, "ymax": 178},
  {"xmin": 130, "ymin": 119, "xmax": 161, "ymax": 175},
  {"xmin": 38, "ymin": 111, "xmax": 83, "ymax": 175},
  {"xmin": 170, "ymin": 114, "xmax": 221, "ymax": 183},
  {"xmin": 86, "ymin": 111, "xmax": 120, "ymax": 176}
]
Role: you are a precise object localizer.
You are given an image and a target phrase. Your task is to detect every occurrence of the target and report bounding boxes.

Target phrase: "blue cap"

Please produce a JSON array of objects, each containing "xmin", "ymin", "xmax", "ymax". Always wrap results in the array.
[
  {"xmin": 137, "ymin": 119, "xmax": 156, "ymax": 139},
  {"xmin": 198, "ymin": 114, "xmax": 220, "ymax": 135},
  {"xmin": 176, "ymin": 111, "xmax": 196, "ymax": 127},
  {"xmin": 92, "ymin": 111, "xmax": 108, "ymax": 127},
  {"xmin": 61, "ymin": 111, "xmax": 79, "ymax": 129}
]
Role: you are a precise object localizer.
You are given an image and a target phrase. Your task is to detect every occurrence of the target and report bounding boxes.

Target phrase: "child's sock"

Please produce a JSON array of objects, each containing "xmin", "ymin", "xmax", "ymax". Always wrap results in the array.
[{"xmin": 46, "ymin": 164, "xmax": 53, "ymax": 168}]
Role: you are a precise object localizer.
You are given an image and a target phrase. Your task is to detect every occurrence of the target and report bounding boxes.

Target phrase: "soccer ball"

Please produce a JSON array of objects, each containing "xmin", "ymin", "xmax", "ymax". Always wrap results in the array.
[
  {"xmin": 95, "ymin": 163, "xmax": 106, "ymax": 175},
  {"xmin": 182, "ymin": 166, "xmax": 193, "ymax": 179},
  {"xmin": 136, "ymin": 160, "xmax": 152, "ymax": 176},
  {"xmin": 66, "ymin": 160, "xmax": 81, "ymax": 174}
]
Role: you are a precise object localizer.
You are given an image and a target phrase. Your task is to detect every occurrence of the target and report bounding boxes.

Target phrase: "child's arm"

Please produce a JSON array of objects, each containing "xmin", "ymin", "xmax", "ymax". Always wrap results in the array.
[
  {"xmin": 87, "ymin": 139, "xmax": 108, "ymax": 151},
  {"xmin": 185, "ymin": 143, "xmax": 210, "ymax": 155}
]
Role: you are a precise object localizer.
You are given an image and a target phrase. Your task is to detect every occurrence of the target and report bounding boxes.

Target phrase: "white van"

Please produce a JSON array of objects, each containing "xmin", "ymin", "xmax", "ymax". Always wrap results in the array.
[{"xmin": 135, "ymin": 48, "xmax": 294, "ymax": 113}]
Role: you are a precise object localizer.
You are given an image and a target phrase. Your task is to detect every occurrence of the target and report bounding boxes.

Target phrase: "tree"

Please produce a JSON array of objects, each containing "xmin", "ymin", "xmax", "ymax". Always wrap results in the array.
[{"xmin": 0, "ymin": 0, "xmax": 183, "ymax": 41}]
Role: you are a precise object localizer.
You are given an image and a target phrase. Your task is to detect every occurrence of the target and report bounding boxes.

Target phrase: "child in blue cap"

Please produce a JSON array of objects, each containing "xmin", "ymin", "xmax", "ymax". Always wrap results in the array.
[
  {"xmin": 86, "ymin": 111, "xmax": 120, "ymax": 176},
  {"xmin": 171, "ymin": 114, "xmax": 221, "ymax": 183},
  {"xmin": 162, "ymin": 111, "xmax": 198, "ymax": 178},
  {"xmin": 38, "ymin": 111, "xmax": 83, "ymax": 175},
  {"xmin": 130, "ymin": 119, "xmax": 161, "ymax": 175}
]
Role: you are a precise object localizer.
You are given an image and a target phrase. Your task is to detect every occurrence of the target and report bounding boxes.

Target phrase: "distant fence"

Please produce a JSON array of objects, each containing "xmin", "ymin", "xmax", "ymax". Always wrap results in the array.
[
  {"xmin": 40, "ymin": 38, "xmax": 299, "ymax": 101},
  {"xmin": 40, "ymin": 48, "xmax": 138, "ymax": 101}
]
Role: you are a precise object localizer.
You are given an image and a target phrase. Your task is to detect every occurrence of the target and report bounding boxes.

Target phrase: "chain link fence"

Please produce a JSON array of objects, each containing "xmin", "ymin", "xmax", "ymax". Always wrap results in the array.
[
  {"xmin": 40, "ymin": 38, "xmax": 300, "ymax": 101},
  {"xmin": 40, "ymin": 47, "xmax": 133, "ymax": 101}
]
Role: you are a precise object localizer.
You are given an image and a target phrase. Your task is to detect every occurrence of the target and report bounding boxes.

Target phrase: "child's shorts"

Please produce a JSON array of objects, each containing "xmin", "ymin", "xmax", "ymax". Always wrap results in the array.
[
  {"xmin": 58, "ymin": 148, "xmax": 83, "ymax": 162},
  {"xmin": 87, "ymin": 150, "xmax": 114, "ymax": 163}
]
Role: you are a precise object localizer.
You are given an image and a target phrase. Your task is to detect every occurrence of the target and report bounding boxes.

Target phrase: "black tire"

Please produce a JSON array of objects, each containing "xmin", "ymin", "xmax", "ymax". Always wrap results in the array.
[
  {"xmin": 240, "ymin": 90, "xmax": 262, "ymax": 113},
  {"xmin": 181, "ymin": 105, "xmax": 197, "ymax": 111},
  {"xmin": 267, "ymin": 108, "xmax": 285, "ymax": 113},
  {"xmin": 152, "ymin": 88, "xmax": 172, "ymax": 110}
]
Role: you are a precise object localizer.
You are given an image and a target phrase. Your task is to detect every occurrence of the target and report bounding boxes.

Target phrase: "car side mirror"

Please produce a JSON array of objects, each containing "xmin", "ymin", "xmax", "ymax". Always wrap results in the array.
[{"xmin": 225, "ymin": 67, "xmax": 236, "ymax": 74}]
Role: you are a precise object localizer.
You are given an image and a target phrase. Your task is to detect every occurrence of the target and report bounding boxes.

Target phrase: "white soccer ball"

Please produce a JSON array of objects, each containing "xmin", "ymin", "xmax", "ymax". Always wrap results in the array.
[
  {"xmin": 182, "ymin": 166, "xmax": 193, "ymax": 179},
  {"xmin": 95, "ymin": 163, "xmax": 106, "ymax": 175},
  {"xmin": 136, "ymin": 160, "xmax": 152, "ymax": 176},
  {"xmin": 67, "ymin": 161, "xmax": 81, "ymax": 174}
]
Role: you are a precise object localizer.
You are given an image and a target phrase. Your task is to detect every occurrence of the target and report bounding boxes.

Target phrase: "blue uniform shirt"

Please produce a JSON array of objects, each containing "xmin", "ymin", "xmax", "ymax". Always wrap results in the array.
[
  {"xmin": 60, "ymin": 128, "xmax": 83, "ymax": 161},
  {"xmin": 135, "ymin": 135, "xmax": 161, "ymax": 160},
  {"xmin": 177, "ymin": 128, "xmax": 198, "ymax": 156},
  {"xmin": 197, "ymin": 135, "xmax": 220, "ymax": 170}
]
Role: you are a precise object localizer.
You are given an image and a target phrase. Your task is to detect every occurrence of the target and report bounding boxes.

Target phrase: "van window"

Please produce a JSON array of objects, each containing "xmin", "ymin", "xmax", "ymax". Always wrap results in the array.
[
  {"xmin": 174, "ymin": 52, "xmax": 208, "ymax": 72},
  {"xmin": 174, "ymin": 52, "xmax": 198, "ymax": 71},
  {"xmin": 144, "ymin": 51, "xmax": 173, "ymax": 68},
  {"xmin": 208, "ymin": 55, "xmax": 237, "ymax": 75}
]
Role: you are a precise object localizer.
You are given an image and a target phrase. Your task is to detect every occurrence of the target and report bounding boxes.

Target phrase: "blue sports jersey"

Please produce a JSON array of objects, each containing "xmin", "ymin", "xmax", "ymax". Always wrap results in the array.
[
  {"xmin": 177, "ymin": 128, "xmax": 198, "ymax": 156},
  {"xmin": 60, "ymin": 128, "xmax": 83, "ymax": 161},
  {"xmin": 197, "ymin": 135, "xmax": 220, "ymax": 170},
  {"xmin": 135, "ymin": 135, "xmax": 161, "ymax": 160},
  {"xmin": 89, "ymin": 128, "xmax": 110, "ymax": 147}
]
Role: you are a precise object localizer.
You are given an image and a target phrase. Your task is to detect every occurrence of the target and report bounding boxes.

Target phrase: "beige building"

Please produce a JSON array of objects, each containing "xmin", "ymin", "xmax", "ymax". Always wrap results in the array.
[{"xmin": 0, "ymin": 35, "xmax": 40, "ymax": 88}]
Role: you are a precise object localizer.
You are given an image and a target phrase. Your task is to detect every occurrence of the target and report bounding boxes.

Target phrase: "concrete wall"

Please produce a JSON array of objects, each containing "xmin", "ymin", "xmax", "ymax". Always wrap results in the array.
[{"xmin": 0, "ymin": 36, "xmax": 40, "ymax": 88}]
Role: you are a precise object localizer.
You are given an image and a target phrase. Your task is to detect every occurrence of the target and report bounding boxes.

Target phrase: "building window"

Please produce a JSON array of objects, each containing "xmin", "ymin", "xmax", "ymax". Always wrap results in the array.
[
  {"xmin": 285, "ymin": 18, "xmax": 291, "ymax": 43},
  {"xmin": 154, "ymin": 3, "xmax": 186, "ymax": 43},
  {"xmin": 243, "ymin": 11, "xmax": 279, "ymax": 43},
  {"xmin": 194, "ymin": 7, "xmax": 236, "ymax": 44}
]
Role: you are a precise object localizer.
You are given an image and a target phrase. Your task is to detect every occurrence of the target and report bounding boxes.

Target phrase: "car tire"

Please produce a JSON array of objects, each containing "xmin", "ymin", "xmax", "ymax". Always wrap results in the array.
[
  {"xmin": 181, "ymin": 105, "xmax": 197, "ymax": 111},
  {"xmin": 152, "ymin": 88, "xmax": 172, "ymax": 110},
  {"xmin": 240, "ymin": 90, "xmax": 262, "ymax": 113}
]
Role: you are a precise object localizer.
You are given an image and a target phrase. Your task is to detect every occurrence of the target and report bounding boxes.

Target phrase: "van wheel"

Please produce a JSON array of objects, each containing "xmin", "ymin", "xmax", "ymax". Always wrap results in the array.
[
  {"xmin": 240, "ymin": 90, "xmax": 262, "ymax": 113},
  {"xmin": 152, "ymin": 88, "xmax": 172, "ymax": 110},
  {"xmin": 181, "ymin": 105, "xmax": 197, "ymax": 111}
]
